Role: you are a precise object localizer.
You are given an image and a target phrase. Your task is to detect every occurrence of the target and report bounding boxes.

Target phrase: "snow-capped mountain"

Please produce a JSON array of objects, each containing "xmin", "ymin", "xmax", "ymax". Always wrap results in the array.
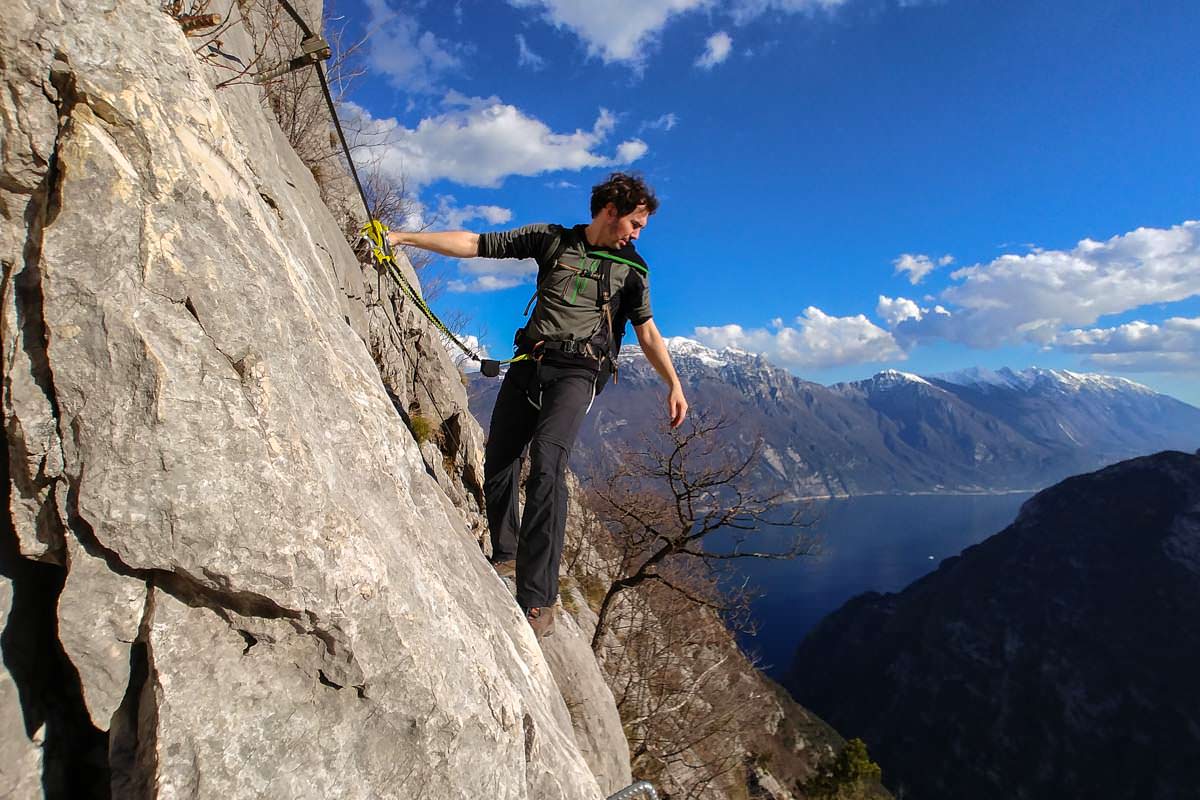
[
  {"xmin": 924, "ymin": 365, "xmax": 1191, "ymax": 463},
  {"xmin": 935, "ymin": 365, "xmax": 1157, "ymax": 396},
  {"xmin": 468, "ymin": 340, "xmax": 1200, "ymax": 497}
]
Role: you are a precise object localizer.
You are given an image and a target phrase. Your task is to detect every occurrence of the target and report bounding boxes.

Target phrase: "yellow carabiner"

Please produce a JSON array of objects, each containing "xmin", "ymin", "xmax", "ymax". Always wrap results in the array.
[{"xmin": 359, "ymin": 219, "xmax": 396, "ymax": 266}]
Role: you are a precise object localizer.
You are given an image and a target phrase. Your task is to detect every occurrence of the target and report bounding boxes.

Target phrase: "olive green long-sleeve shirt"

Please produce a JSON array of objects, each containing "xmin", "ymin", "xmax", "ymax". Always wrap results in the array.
[{"xmin": 478, "ymin": 223, "xmax": 652, "ymax": 356}]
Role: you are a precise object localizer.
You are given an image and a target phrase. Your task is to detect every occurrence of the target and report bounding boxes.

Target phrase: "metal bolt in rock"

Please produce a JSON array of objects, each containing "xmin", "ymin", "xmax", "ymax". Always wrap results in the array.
[{"xmin": 606, "ymin": 781, "xmax": 659, "ymax": 800}]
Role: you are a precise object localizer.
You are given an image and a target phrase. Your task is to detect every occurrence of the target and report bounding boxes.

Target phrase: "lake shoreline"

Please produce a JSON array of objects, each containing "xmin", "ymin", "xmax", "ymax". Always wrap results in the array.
[
  {"xmin": 781, "ymin": 487, "xmax": 1041, "ymax": 502},
  {"xmin": 720, "ymin": 492, "xmax": 1039, "ymax": 680}
]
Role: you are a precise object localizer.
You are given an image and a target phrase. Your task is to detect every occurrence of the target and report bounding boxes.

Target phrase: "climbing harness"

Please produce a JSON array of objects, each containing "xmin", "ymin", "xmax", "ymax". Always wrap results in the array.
[
  {"xmin": 516, "ymin": 247, "xmax": 647, "ymax": 389},
  {"xmin": 606, "ymin": 781, "xmax": 659, "ymax": 800},
  {"xmin": 253, "ymin": 1, "xmax": 648, "ymax": 387}
]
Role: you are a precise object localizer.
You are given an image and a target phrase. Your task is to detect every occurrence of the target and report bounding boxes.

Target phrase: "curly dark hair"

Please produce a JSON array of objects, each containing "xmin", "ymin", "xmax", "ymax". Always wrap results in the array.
[{"xmin": 590, "ymin": 172, "xmax": 659, "ymax": 218}]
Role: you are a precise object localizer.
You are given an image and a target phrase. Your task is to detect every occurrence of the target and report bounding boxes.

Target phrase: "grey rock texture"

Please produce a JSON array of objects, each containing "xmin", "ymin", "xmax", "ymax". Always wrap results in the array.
[
  {"xmin": 0, "ymin": 581, "xmax": 43, "ymax": 800},
  {"xmin": 58, "ymin": 536, "xmax": 145, "ymax": 728},
  {"xmin": 494, "ymin": 544, "xmax": 634, "ymax": 794},
  {"xmin": 543, "ymin": 583, "xmax": 633, "ymax": 795},
  {"xmin": 1, "ymin": 2, "xmax": 600, "ymax": 798}
]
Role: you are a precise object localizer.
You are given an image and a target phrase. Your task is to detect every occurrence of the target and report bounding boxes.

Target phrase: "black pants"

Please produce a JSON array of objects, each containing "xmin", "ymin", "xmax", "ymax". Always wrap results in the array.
[{"xmin": 484, "ymin": 359, "xmax": 596, "ymax": 609}]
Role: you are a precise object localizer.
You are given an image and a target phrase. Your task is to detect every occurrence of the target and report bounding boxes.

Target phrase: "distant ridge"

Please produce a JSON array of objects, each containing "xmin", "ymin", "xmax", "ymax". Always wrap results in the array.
[
  {"xmin": 468, "ymin": 338, "xmax": 1200, "ymax": 497},
  {"xmin": 933, "ymin": 364, "xmax": 1157, "ymax": 394},
  {"xmin": 786, "ymin": 450, "xmax": 1200, "ymax": 800}
]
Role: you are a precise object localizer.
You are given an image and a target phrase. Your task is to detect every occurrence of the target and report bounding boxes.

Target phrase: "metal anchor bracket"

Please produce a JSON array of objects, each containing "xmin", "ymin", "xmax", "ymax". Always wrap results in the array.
[{"xmin": 253, "ymin": 34, "xmax": 331, "ymax": 83}]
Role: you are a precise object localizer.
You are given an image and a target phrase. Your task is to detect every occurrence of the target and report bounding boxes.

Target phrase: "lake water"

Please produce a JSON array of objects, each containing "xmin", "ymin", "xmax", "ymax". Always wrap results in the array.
[{"xmin": 711, "ymin": 492, "xmax": 1035, "ymax": 681}]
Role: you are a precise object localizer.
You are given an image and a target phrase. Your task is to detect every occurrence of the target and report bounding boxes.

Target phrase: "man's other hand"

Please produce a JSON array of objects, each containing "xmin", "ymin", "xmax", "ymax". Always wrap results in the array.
[
  {"xmin": 633, "ymin": 320, "xmax": 689, "ymax": 430},
  {"xmin": 667, "ymin": 385, "xmax": 688, "ymax": 428}
]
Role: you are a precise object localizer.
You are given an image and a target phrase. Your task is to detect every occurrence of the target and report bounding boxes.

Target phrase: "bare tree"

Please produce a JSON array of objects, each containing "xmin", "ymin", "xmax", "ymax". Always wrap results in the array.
[
  {"xmin": 180, "ymin": 1, "xmax": 479, "ymax": 360},
  {"xmin": 602, "ymin": 573, "xmax": 765, "ymax": 799},
  {"xmin": 582, "ymin": 411, "xmax": 818, "ymax": 796},
  {"xmin": 182, "ymin": 0, "xmax": 286, "ymax": 92},
  {"xmin": 192, "ymin": 0, "xmax": 377, "ymax": 223},
  {"xmin": 587, "ymin": 410, "xmax": 817, "ymax": 652}
]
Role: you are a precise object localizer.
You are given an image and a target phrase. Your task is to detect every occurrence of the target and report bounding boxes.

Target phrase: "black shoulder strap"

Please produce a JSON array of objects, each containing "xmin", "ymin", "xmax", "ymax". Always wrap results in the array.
[
  {"xmin": 523, "ymin": 233, "xmax": 574, "ymax": 317},
  {"xmin": 551, "ymin": 236, "xmax": 573, "ymax": 270},
  {"xmin": 598, "ymin": 258, "xmax": 616, "ymax": 357},
  {"xmin": 596, "ymin": 258, "xmax": 612, "ymax": 308}
]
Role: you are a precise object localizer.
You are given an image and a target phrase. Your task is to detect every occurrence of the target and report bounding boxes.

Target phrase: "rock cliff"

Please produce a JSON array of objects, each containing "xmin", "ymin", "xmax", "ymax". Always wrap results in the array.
[
  {"xmin": 787, "ymin": 451, "xmax": 1200, "ymax": 800},
  {"xmin": 0, "ymin": 2, "xmax": 610, "ymax": 797}
]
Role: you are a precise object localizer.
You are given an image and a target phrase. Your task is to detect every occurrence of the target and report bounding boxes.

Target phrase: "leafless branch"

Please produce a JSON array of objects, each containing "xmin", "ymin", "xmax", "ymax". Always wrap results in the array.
[{"xmin": 589, "ymin": 409, "xmax": 815, "ymax": 651}]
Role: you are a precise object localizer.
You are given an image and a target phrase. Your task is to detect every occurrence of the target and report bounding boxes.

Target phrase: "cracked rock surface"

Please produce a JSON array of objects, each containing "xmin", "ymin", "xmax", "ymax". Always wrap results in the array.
[{"xmin": 1, "ymin": 1, "xmax": 603, "ymax": 797}]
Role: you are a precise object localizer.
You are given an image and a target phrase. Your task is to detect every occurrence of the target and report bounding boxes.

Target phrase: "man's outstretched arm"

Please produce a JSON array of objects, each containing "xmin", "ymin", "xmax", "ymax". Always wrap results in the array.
[
  {"xmin": 633, "ymin": 319, "xmax": 688, "ymax": 428},
  {"xmin": 388, "ymin": 230, "xmax": 480, "ymax": 258}
]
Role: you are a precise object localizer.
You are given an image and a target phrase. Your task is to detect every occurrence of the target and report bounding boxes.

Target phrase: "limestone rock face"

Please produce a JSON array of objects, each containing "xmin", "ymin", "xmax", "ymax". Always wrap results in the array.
[
  {"xmin": 1, "ymin": 2, "xmax": 602, "ymax": 797},
  {"xmin": 58, "ymin": 536, "xmax": 145, "ymax": 728},
  {"xmin": 0, "ymin": 581, "xmax": 42, "ymax": 800},
  {"xmin": 543, "ymin": 584, "xmax": 633, "ymax": 795}
]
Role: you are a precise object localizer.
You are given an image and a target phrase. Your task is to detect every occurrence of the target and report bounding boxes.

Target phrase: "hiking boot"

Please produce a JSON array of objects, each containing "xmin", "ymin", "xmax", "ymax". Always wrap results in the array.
[
  {"xmin": 490, "ymin": 558, "xmax": 517, "ymax": 579},
  {"xmin": 524, "ymin": 606, "xmax": 555, "ymax": 639}
]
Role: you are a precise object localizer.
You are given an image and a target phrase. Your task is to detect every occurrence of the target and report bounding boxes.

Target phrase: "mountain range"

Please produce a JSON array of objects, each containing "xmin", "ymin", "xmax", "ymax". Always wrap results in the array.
[{"xmin": 468, "ymin": 338, "xmax": 1200, "ymax": 496}]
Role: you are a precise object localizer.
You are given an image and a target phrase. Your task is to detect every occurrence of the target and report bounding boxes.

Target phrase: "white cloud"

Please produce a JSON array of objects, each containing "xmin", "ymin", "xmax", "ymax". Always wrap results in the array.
[
  {"xmin": 892, "ymin": 252, "xmax": 953, "ymax": 285},
  {"xmin": 458, "ymin": 257, "xmax": 538, "ymax": 277},
  {"xmin": 516, "ymin": 33, "xmax": 546, "ymax": 69},
  {"xmin": 503, "ymin": 0, "xmax": 880, "ymax": 68},
  {"xmin": 434, "ymin": 196, "xmax": 513, "ymax": 229},
  {"xmin": 694, "ymin": 306, "xmax": 902, "ymax": 369},
  {"xmin": 345, "ymin": 95, "xmax": 648, "ymax": 190},
  {"xmin": 892, "ymin": 221, "xmax": 1200, "ymax": 348},
  {"xmin": 615, "ymin": 139, "xmax": 650, "ymax": 163},
  {"xmin": 876, "ymin": 295, "xmax": 924, "ymax": 327},
  {"xmin": 1081, "ymin": 351, "xmax": 1199, "ymax": 373},
  {"xmin": 642, "ymin": 112, "xmax": 679, "ymax": 132},
  {"xmin": 448, "ymin": 257, "xmax": 539, "ymax": 293},
  {"xmin": 696, "ymin": 31, "xmax": 734, "ymax": 69},
  {"xmin": 729, "ymin": 0, "xmax": 850, "ymax": 24},
  {"xmin": 362, "ymin": 0, "xmax": 466, "ymax": 93},
  {"xmin": 448, "ymin": 274, "xmax": 532, "ymax": 292},
  {"xmin": 508, "ymin": 0, "xmax": 713, "ymax": 64},
  {"xmin": 450, "ymin": 334, "xmax": 491, "ymax": 372},
  {"xmin": 1052, "ymin": 316, "xmax": 1200, "ymax": 373}
]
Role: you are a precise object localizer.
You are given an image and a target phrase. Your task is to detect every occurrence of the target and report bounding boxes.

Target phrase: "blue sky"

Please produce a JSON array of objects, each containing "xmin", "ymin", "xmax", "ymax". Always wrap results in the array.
[{"xmin": 333, "ymin": 0, "xmax": 1200, "ymax": 404}]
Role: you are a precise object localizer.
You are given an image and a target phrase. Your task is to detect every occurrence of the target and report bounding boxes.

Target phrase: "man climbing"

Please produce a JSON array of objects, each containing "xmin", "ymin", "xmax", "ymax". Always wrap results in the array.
[{"xmin": 388, "ymin": 172, "xmax": 687, "ymax": 639}]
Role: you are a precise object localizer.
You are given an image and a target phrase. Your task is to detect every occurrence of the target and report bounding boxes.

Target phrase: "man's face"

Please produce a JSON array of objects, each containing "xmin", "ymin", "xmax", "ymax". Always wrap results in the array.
[{"xmin": 598, "ymin": 203, "xmax": 650, "ymax": 249}]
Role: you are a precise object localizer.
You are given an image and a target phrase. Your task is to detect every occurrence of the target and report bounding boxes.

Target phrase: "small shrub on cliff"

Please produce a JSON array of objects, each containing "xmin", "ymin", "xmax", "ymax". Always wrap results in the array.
[
  {"xmin": 559, "ymin": 580, "xmax": 581, "ymax": 614},
  {"xmin": 799, "ymin": 738, "xmax": 882, "ymax": 800},
  {"xmin": 408, "ymin": 413, "xmax": 435, "ymax": 445},
  {"xmin": 578, "ymin": 573, "xmax": 608, "ymax": 613}
]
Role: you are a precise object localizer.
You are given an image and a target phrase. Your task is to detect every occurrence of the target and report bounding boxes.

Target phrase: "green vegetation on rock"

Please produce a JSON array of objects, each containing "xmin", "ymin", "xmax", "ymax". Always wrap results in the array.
[{"xmin": 800, "ymin": 738, "xmax": 883, "ymax": 800}]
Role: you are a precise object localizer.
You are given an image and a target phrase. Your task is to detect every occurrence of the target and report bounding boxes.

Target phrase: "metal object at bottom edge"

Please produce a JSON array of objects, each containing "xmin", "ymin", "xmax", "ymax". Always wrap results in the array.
[{"xmin": 606, "ymin": 781, "xmax": 659, "ymax": 800}]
